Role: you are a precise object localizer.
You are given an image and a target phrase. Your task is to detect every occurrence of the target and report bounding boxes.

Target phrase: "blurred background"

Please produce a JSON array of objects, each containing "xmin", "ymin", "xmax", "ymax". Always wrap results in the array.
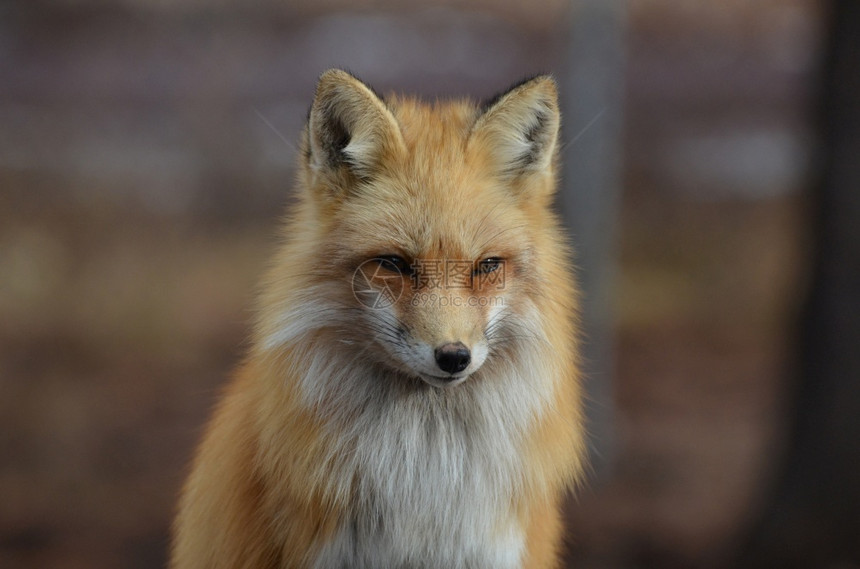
[{"xmin": 3, "ymin": 0, "xmax": 858, "ymax": 568}]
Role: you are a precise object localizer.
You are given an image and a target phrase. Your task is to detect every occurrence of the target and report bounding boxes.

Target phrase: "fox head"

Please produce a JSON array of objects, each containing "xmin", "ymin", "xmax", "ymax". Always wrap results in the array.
[{"xmin": 258, "ymin": 70, "xmax": 573, "ymax": 391}]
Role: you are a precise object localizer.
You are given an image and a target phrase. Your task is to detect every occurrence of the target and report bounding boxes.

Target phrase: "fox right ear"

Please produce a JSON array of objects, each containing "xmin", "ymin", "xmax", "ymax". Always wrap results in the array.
[
  {"xmin": 469, "ymin": 75, "xmax": 560, "ymax": 187},
  {"xmin": 306, "ymin": 70, "xmax": 405, "ymax": 189}
]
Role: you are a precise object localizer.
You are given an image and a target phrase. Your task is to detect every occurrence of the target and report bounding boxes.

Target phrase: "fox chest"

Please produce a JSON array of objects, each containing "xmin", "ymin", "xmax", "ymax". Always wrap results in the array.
[
  {"xmin": 309, "ymin": 485, "xmax": 525, "ymax": 569},
  {"xmin": 307, "ymin": 405, "xmax": 527, "ymax": 568},
  {"xmin": 310, "ymin": 511, "xmax": 524, "ymax": 569}
]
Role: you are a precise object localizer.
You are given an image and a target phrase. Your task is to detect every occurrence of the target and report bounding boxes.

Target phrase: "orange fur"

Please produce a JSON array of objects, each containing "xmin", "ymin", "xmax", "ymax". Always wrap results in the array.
[{"xmin": 171, "ymin": 70, "xmax": 585, "ymax": 569}]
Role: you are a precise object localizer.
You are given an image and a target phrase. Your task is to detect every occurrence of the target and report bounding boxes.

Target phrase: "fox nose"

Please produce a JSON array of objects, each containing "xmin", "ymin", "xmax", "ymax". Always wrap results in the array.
[{"xmin": 434, "ymin": 342, "xmax": 471, "ymax": 374}]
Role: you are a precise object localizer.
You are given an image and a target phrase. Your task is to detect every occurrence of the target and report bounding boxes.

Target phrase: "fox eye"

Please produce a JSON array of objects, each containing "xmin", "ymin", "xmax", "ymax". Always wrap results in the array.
[
  {"xmin": 475, "ymin": 257, "xmax": 503, "ymax": 275},
  {"xmin": 373, "ymin": 255, "xmax": 412, "ymax": 275}
]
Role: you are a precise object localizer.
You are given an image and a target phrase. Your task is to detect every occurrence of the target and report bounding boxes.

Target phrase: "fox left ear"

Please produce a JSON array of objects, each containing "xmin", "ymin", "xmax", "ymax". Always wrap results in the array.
[{"xmin": 469, "ymin": 75, "xmax": 560, "ymax": 186}]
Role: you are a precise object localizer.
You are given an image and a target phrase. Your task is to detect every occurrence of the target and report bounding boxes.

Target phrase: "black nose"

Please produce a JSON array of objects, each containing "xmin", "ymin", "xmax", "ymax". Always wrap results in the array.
[{"xmin": 434, "ymin": 342, "xmax": 471, "ymax": 374}]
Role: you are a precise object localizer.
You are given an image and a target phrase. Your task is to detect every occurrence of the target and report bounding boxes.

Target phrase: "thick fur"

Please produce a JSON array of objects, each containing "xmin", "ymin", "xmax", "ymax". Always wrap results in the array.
[{"xmin": 171, "ymin": 70, "xmax": 585, "ymax": 569}]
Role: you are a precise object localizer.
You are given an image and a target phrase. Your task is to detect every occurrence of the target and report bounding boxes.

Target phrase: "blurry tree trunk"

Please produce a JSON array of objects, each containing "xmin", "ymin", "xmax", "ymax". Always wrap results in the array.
[
  {"xmin": 735, "ymin": 1, "xmax": 860, "ymax": 567},
  {"xmin": 559, "ymin": 0, "xmax": 626, "ymax": 479}
]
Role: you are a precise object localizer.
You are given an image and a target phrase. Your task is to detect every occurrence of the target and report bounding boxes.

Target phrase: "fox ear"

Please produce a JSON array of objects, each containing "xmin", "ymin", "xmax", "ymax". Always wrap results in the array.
[
  {"xmin": 469, "ymin": 75, "xmax": 560, "ymax": 184},
  {"xmin": 306, "ymin": 69, "xmax": 405, "ymax": 186}
]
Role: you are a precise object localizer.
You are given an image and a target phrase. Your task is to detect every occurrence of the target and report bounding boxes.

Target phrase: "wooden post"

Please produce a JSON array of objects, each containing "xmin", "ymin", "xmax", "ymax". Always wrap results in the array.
[
  {"xmin": 734, "ymin": 1, "xmax": 860, "ymax": 566},
  {"xmin": 559, "ymin": 0, "xmax": 627, "ymax": 479}
]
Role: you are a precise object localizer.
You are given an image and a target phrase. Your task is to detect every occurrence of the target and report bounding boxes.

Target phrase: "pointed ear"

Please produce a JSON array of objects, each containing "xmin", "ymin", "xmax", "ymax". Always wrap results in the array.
[
  {"xmin": 469, "ymin": 75, "xmax": 560, "ymax": 183},
  {"xmin": 306, "ymin": 69, "xmax": 405, "ymax": 187}
]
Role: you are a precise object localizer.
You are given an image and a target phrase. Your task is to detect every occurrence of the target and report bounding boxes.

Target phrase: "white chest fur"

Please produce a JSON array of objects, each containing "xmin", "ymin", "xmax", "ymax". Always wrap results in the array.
[
  {"xmin": 299, "ymin": 358, "xmax": 546, "ymax": 569},
  {"xmin": 312, "ymin": 516, "xmax": 524, "ymax": 569}
]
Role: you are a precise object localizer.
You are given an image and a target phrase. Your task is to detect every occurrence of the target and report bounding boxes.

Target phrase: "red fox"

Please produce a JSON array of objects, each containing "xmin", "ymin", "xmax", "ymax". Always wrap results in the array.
[{"xmin": 171, "ymin": 69, "xmax": 585, "ymax": 569}]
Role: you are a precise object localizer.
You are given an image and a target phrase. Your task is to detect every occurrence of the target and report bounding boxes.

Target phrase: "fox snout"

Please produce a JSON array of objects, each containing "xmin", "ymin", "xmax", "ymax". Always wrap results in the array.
[
  {"xmin": 434, "ymin": 342, "xmax": 471, "ymax": 375},
  {"xmin": 396, "ymin": 329, "xmax": 489, "ymax": 388}
]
